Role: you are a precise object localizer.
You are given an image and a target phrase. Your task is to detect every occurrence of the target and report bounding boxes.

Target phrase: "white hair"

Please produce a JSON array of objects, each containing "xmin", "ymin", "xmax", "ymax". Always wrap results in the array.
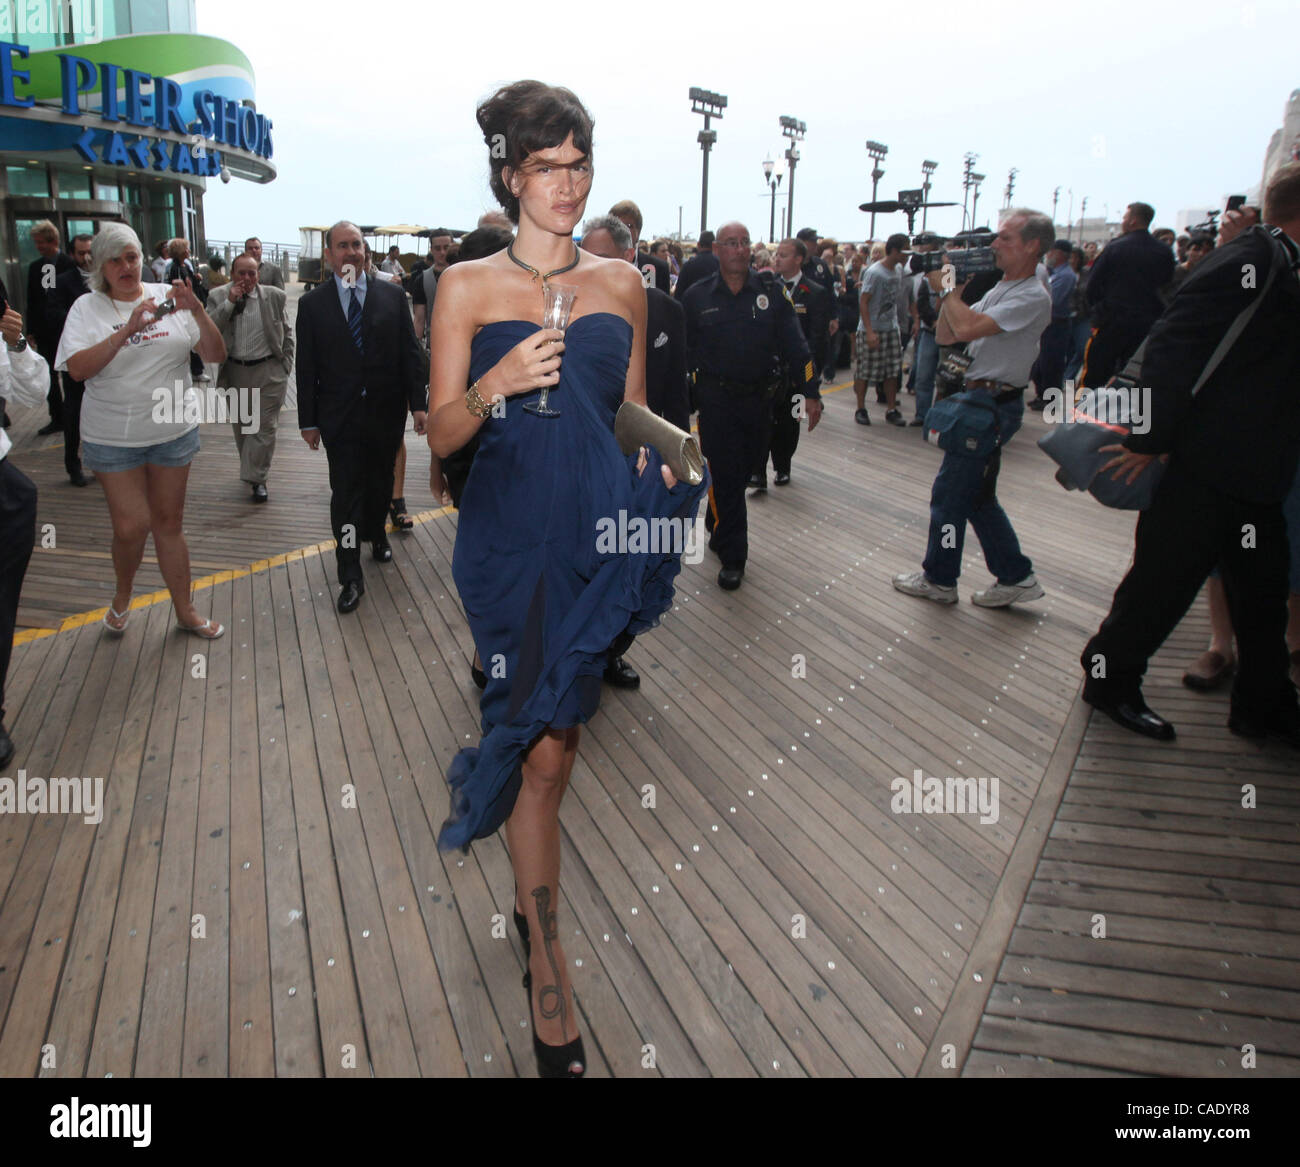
[{"xmin": 89, "ymin": 223, "xmax": 145, "ymax": 294}]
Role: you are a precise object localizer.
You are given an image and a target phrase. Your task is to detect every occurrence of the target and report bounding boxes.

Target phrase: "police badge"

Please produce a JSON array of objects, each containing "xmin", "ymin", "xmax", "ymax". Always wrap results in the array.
[{"xmin": 756, "ymin": 293, "xmax": 769, "ymax": 310}]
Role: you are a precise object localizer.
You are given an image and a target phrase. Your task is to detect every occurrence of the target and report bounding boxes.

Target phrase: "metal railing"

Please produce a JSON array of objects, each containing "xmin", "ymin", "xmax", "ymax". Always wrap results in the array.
[{"xmin": 204, "ymin": 239, "xmax": 300, "ymax": 274}]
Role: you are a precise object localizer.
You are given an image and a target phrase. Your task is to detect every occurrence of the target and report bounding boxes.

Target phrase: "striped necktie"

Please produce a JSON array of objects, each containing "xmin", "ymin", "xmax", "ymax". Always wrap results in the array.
[{"xmin": 348, "ymin": 287, "xmax": 363, "ymax": 353}]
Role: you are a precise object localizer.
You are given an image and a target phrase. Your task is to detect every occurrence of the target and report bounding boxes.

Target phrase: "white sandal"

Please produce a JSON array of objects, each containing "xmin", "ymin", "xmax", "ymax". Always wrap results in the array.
[
  {"xmin": 102, "ymin": 605, "xmax": 130, "ymax": 633},
  {"xmin": 177, "ymin": 618, "xmax": 224, "ymax": 640}
]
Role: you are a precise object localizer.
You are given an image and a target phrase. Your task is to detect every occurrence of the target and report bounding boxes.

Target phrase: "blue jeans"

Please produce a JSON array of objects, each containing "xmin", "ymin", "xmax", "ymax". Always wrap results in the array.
[
  {"xmin": 922, "ymin": 394, "xmax": 1033, "ymax": 588},
  {"xmin": 1064, "ymin": 315, "xmax": 1092, "ymax": 385},
  {"xmin": 913, "ymin": 330, "xmax": 938, "ymax": 422}
]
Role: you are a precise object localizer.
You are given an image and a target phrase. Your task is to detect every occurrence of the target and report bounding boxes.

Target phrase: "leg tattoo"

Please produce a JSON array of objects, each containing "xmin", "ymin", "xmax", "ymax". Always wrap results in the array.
[{"xmin": 532, "ymin": 885, "xmax": 566, "ymax": 1030}]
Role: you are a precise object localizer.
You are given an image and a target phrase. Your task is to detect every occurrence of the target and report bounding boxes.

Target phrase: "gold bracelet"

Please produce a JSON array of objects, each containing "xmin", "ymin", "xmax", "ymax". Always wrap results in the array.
[{"xmin": 465, "ymin": 379, "xmax": 493, "ymax": 419}]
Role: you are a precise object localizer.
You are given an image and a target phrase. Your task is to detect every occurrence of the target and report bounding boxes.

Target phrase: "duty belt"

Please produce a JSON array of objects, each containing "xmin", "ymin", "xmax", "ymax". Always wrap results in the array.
[
  {"xmin": 696, "ymin": 371, "xmax": 779, "ymax": 398},
  {"xmin": 965, "ymin": 378, "xmax": 1026, "ymax": 405}
]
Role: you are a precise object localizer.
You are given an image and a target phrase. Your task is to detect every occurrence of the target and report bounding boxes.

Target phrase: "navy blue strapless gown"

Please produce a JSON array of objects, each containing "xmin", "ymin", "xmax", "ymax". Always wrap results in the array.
[{"xmin": 437, "ymin": 312, "xmax": 709, "ymax": 852}]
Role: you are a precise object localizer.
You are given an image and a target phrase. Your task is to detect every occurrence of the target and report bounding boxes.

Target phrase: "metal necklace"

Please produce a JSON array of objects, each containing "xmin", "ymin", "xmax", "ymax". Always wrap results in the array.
[{"xmin": 506, "ymin": 240, "xmax": 580, "ymax": 289}]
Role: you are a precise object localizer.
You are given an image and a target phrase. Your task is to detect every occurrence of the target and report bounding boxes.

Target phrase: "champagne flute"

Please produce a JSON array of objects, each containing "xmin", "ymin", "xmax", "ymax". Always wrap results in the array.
[{"xmin": 525, "ymin": 283, "xmax": 577, "ymax": 417}]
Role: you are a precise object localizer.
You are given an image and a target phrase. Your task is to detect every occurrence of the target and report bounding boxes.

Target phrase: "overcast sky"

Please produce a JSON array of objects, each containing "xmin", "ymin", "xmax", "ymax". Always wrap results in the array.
[{"xmin": 197, "ymin": 0, "xmax": 1296, "ymax": 249}]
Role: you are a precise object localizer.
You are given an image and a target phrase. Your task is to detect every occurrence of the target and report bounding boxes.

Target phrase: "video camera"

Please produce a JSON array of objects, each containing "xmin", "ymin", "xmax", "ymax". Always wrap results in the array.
[
  {"xmin": 1189, "ymin": 195, "xmax": 1257, "ymax": 240},
  {"xmin": 909, "ymin": 233, "xmax": 999, "ymax": 283}
]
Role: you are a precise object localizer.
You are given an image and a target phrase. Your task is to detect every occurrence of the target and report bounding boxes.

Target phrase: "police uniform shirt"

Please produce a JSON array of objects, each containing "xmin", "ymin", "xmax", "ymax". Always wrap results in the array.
[{"xmin": 683, "ymin": 270, "xmax": 818, "ymax": 396}]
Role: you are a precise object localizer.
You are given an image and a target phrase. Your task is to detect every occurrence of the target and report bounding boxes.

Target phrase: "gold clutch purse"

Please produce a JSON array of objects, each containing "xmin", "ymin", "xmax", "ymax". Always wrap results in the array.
[{"xmin": 613, "ymin": 401, "xmax": 704, "ymax": 486}]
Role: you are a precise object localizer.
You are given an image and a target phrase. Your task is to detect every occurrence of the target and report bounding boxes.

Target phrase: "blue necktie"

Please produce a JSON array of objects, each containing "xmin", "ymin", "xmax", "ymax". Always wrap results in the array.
[{"xmin": 348, "ymin": 287, "xmax": 363, "ymax": 353}]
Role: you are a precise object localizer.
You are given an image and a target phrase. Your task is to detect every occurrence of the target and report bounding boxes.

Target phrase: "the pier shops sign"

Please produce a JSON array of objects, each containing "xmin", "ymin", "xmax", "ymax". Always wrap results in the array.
[{"xmin": 0, "ymin": 32, "xmax": 273, "ymax": 180}]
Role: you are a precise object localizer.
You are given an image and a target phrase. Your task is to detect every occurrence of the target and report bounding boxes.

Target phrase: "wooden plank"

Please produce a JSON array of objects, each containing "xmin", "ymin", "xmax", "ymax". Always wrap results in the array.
[
  {"xmin": 41, "ymin": 603, "xmax": 167, "ymax": 1076},
  {"xmin": 1006, "ymin": 926, "xmax": 1300, "ymax": 992},
  {"xmin": 226, "ymin": 570, "xmax": 275, "ymax": 1076},
  {"xmin": 970, "ymin": 1014, "xmax": 1299, "ymax": 1077}
]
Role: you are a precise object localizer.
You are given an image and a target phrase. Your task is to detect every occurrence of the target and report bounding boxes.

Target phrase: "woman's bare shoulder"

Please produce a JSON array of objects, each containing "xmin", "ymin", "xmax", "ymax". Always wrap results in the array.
[{"xmin": 583, "ymin": 252, "xmax": 644, "ymax": 305}]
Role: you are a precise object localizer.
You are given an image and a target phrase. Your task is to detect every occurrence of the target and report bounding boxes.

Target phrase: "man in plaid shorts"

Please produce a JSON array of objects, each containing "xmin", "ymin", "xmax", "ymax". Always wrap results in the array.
[{"xmin": 853, "ymin": 233, "xmax": 910, "ymax": 426}]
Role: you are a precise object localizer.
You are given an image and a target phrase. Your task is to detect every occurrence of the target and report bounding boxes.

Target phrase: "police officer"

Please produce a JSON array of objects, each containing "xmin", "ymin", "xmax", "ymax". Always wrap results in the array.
[
  {"xmin": 753, "ymin": 237, "xmax": 829, "ymax": 488},
  {"xmin": 795, "ymin": 228, "xmax": 835, "ymax": 297},
  {"xmin": 683, "ymin": 221, "xmax": 821, "ymax": 590}
]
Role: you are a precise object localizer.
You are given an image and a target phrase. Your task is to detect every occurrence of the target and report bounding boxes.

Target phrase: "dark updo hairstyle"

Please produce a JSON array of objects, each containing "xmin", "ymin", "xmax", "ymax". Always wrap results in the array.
[{"xmin": 476, "ymin": 80, "xmax": 595, "ymax": 224}]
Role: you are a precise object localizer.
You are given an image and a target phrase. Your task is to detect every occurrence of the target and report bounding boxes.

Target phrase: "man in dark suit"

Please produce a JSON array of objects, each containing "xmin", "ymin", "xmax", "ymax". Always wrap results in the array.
[
  {"xmin": 581, "ymin": 214, "xmax": 692, "ymax": 686},
  {"xmin": 609, "ymin": 199, "xmax": 671, "ymax": 292},
  {"xmin": 673, "ymin": 231, "xmax": 718, "ymax": 300},
  {"xmin": 296, "ymin": 221, "xmax": 427, "ymax": 613},
  {"xmin": 51, "ymin": 233, "xmax": 92, "ymax": 484},
  {"xmin": 753, "ymin": 237, "xmax": 829, "ymax": 488},
  {"xmin": 1080, "ymin": 168, "xmax": 1300, "ymax": 746},
  {"xmin": 25, "ymin": 219, "xmax": 74, "ymax": 435},
  {"xmin": 1079, "ymin": 201, "xmax": 1175, "ymax": 386}
]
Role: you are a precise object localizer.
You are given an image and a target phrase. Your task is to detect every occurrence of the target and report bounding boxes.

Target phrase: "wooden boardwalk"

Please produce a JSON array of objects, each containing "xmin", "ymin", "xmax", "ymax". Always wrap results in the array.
[{"xmin": 1, "ymin": 371, "xmax": 1296, "ymax": 1077}]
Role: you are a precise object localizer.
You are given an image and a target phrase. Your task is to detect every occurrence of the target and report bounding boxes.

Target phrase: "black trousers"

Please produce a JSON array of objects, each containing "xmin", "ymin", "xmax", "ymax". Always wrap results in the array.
[
  {"xmin": 1079, "ymin": 316, "xmax": 1151, "ymax": 388},
  {"xmin": 696, "ymin": 380, "xmax": 771, "ymax": 569},
  {"xmin": 1082, "ymin": 463, "xmax": 1295, "ymax": 717},
  {"xmin": 61, "ymin": 374, "xmax": 85, "ymax": 477},
  {"xmin": 34, "ymin": 333, "xmax": 63, "ymax": 425},
  {"xmin": 1030, "ymin": 317, "xmax": 1071, "ymax": 396},
  {"xmin": 323, "ymin": 422, "xmax": 404, "ymax": 585},
  {"xmin": 0, "ymin": 457, "xmax": 38, "ymax": 726},
  {"xmin": 759, "ymin": 384, "xmax": 801, "ymax": 477}
]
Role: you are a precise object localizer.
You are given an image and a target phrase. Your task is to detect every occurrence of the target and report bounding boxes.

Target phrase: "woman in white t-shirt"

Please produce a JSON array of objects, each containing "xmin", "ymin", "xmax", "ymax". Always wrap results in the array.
[{"xmin": 55, "ymin": 223, "xmax": 228, "ymax": 639}]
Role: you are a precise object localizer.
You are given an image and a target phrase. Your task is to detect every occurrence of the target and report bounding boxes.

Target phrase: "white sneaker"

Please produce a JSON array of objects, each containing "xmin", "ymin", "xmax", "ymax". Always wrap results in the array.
[
  {"xmin": 971, "ymin": 574, "xmax": 1045, "ymax": 607},
  {"xmin": 892, "ymin": 571, "xmax": 957, "ymax": 604}
]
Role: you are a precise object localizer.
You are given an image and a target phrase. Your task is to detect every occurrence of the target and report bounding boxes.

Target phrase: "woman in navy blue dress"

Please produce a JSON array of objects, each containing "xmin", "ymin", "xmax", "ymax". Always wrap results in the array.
[{"xmin": 427, "ymin": 81, "xmax": 706, "ymax": 1077}]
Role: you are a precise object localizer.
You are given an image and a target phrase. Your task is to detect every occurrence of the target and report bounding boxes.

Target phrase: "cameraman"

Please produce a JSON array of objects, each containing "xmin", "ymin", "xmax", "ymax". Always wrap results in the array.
[
  {"xmin": 1080, "ymin": 163, "xmax": 1300, "ymax": 746},
  {"xmin": 893, "ymin": 209, "xmax": 1054, "ymax": 607}
]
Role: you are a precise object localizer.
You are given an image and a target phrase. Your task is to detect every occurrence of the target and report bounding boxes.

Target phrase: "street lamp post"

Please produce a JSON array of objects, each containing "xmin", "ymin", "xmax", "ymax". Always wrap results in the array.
[
  {"xmin": 689, "ymin": 87, "xmax": 727, "ymax": 236},
  {"xmin": 762, "ymin": 157, "xmax": 784, "ymax": 244},
  {"xmin": 1078, "ymin": 195, "xmax": 1088, "ymax": 245},
  {"xmin": 865, "ymin": 140, "xmax": 888, "ymax": 238},
  {"xmin": 780, "ymin": 116, "xmax": 805, "ymax": 234},
  {"xmin": 1003, "ymin": 166, "xmax": 1018, "ymax": 209},
  {"xmin": 960, "ymin": 151, "xmax": 979, "ymax": 231},
  {"xmin": 969, "ymin": 173, "xmax": 985, "ymax": 230},
  {"xmin": 920, "ymin": 160, "xmax": 938, "ymax": 231},
  {"xmin": 1052, "ymin": 185, "xmax": 1061, "ymax": 231}
]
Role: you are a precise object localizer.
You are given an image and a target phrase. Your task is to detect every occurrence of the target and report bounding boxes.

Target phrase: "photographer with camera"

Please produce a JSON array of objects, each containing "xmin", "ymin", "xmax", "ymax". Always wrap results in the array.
[
  {"xmin": 893, "ymin": 210, "xmax": 1054, "ymax": 607},
  {"xmin": 1079, "ymin": 163, "xmax": 1300, "ymax": 746}
]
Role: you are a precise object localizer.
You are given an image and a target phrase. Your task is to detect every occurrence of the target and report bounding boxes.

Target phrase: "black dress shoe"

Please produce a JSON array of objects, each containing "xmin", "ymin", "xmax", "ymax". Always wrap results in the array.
[
  {"xmin": 251, "ymin": 483, "xmax": 268, "ymax": 503},
  {"xmin": 747, "ymin": 473, "xmax": 766, "ymax": 492},
  {"xmin": 37, "ymin": 420, "xmax": 61, "ymax": 435},
  {"xmin": 0, "ymin": 723, "xmax": 13, "ymax": 770},
  {"xmin": 1229, "ymin": 706, "xmax": 1300, "ymax": 749},
  {"xmin": 773, "ymin": 472, "xmax": 791, "ymax": 486},
  {"xmin": 69, "ymin": 470, "xmax": 90, "ymax": 487},
  {"xmin": 372, "ymin": 537, "xmax": 392, "ymax": 562},
  {"xmin": 337, "ymin": 581, "xmax": 364, "ymax": 613},
  {"xmin": 1083, "ymin": 686, "xmax": 1175, "ymax": 741},
  {"xmin": 604, "ymin": 655, "xmax": 640, "ymax": 689},
  {"xmin": 718, "ymin": 566, "xmax": 744, "ymax": 590}
]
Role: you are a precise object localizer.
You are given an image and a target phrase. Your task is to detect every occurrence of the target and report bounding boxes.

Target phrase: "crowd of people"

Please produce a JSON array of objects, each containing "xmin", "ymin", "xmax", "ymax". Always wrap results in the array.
[{"xmin": 0, "ymin": 78, "xmax": 1297, "ymax": 1078}]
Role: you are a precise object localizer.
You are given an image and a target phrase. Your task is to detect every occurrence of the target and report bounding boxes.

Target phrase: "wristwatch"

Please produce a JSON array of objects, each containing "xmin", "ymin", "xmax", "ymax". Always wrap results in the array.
[{"xmin": 6, "ymin": 333, "xmax": 27, "ymax": 352}]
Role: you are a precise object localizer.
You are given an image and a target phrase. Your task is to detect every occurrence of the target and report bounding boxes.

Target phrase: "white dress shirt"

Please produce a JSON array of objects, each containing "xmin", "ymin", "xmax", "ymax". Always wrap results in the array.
[{"xmin": 0, "ymin": 344, "xmax": 53, "ymax": 462}]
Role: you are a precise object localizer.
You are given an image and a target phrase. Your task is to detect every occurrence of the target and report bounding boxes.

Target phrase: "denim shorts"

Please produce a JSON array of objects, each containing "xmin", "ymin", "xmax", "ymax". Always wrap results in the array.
[{"xmin": 82, "ymin": 426, "xmax": 200, "ymax": 473}]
